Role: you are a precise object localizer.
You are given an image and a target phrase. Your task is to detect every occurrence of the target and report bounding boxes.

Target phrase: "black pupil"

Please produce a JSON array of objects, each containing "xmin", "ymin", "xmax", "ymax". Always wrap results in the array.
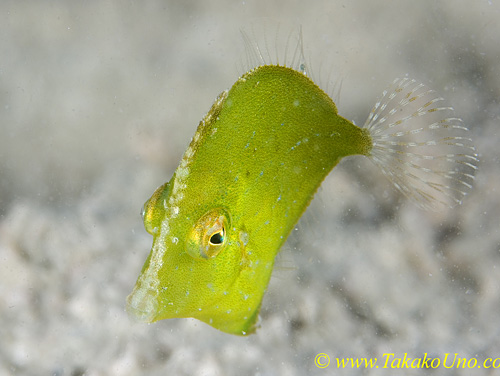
[{"xmin": 210, "ymin": 231, "xmax": 224, "ymax": 245}]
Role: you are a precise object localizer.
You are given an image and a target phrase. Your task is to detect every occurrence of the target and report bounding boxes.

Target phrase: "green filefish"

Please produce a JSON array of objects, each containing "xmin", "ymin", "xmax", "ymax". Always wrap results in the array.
[{"xmin": 126, "ymin": 34, "xmax": 478, "ymax": 335}]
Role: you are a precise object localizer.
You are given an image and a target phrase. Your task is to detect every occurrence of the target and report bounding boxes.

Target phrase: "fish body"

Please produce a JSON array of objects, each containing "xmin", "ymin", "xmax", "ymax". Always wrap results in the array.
[{"xmin": 127, "ymin": 56, "xmax": 477, "ymax": 335}]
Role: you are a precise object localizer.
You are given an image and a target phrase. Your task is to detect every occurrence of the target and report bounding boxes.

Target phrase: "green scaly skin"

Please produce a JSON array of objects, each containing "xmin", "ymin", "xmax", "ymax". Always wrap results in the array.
[{"xmin": 127, "ymin": 65, "xmax": 372, "ymax": 335}]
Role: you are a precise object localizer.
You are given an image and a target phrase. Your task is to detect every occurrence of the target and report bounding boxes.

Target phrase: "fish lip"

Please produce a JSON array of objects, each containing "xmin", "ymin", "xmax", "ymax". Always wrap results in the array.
[{"xmin": 126, "ymin": 283, "xmax": 159, "ymax": 323}]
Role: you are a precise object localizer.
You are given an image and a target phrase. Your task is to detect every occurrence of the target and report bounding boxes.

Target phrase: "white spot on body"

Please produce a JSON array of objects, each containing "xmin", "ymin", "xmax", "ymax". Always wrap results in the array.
[
  {"xmin": 176, "ymin": 166, "xmax": 190, "ymax": 180},
  {"xmin": 193, "ymin": 131, "xmax": 201, "ymax": 143},
  {"xmin": 239, "ymin": 231, "xmax": 249, "ymax": 246},
  {"xmin": 184, "ymin": 146, "xmax": 194, "ymax": 160}
]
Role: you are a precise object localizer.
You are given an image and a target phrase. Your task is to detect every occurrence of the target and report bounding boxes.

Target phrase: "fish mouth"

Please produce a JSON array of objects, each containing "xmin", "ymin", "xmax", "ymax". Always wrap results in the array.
[
  {"xmin": 127, "ymin": 223, "xmax": 169, "ymax": 323},
  {"xmin": 126, "ymin": 282, "xmax": 159, "ymax": 323}
]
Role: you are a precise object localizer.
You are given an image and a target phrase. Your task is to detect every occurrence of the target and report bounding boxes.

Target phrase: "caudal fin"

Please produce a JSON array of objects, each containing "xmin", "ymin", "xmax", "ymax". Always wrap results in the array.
[{"xmin": 364, "ymin": 77, "xmax": 478, "ymax": 211}]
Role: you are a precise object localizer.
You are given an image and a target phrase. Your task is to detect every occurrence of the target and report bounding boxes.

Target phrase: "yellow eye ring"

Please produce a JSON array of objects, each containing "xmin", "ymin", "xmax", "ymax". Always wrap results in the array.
[{"xmin": 186, "ymin": 208, "xmax": 230, "ymax": 259}]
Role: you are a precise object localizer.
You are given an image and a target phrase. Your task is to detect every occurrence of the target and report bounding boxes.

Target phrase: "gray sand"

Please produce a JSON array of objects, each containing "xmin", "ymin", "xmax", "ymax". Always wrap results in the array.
[{"xmin": 1, "ymin": 1, "xmax": 499, "ymax": 375}]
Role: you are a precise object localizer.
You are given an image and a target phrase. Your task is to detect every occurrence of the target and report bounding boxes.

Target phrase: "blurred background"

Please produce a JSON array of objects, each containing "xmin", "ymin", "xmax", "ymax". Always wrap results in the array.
[{"xmin": 1, "ymin": 1, "xmax": 498, "ymax": 375}]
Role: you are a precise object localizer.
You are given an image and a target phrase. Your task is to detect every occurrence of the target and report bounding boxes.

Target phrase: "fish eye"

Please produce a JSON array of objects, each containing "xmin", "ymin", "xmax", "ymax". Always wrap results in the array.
[
  {"xmin": 209, "ymin": 229, "xmax": 225, "ymax": 245},
  {"xmin": 186, "ymin": 208, "xmax": 230, "ymax": 259}
]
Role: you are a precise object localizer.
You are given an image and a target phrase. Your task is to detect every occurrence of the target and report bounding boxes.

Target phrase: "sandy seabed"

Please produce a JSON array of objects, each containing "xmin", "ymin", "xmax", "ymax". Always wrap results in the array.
[{"xmin": 1, "ymin": 1, "xmax": 499, "ymax": 375}]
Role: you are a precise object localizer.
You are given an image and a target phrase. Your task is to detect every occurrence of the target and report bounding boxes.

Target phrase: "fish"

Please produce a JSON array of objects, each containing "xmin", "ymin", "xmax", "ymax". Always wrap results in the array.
[{"xmin": 126, "ymin": 31, "xmax": 478, "ymax": 336}]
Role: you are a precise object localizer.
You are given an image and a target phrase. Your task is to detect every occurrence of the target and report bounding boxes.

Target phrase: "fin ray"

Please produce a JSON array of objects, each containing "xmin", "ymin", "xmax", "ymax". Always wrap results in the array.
[{"xmin": 364, "ymin": 78, "xmax": 478, "ymax": 211}]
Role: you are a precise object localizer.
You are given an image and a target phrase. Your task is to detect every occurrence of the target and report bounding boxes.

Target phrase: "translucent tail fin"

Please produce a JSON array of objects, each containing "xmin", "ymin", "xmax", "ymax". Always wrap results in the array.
[{"xmin": 364, "ymin": 77, "xmax": 478, "ymax": 211}]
